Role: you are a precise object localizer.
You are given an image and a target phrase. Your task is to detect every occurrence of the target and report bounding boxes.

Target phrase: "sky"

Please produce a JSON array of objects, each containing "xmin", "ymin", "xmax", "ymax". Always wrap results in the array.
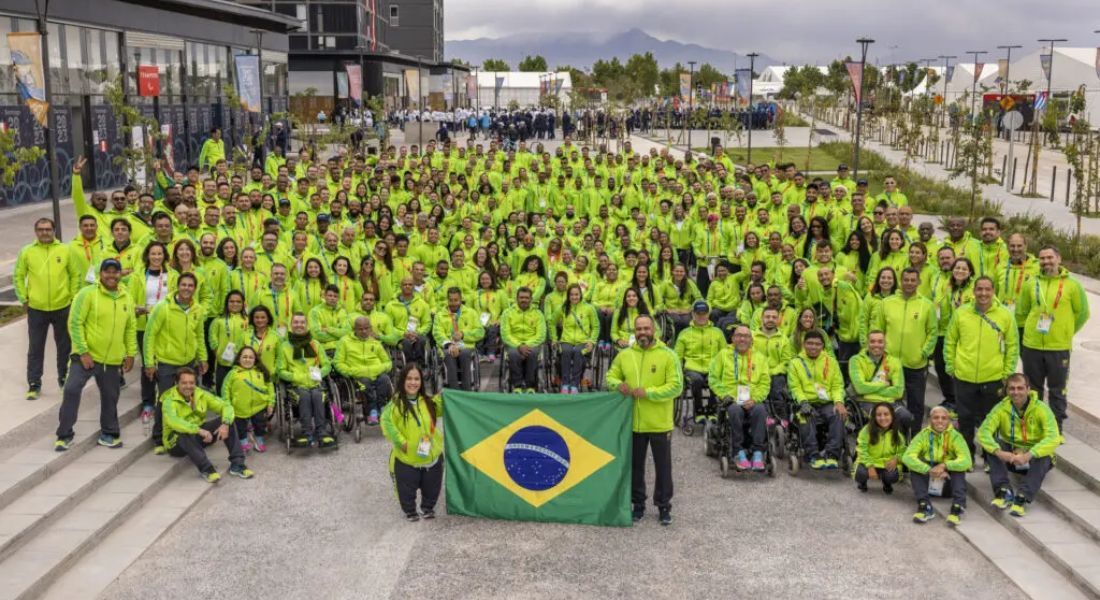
[{"xmin": 444, "ymin": 0, "xmax": 1100, "ymax": 65}]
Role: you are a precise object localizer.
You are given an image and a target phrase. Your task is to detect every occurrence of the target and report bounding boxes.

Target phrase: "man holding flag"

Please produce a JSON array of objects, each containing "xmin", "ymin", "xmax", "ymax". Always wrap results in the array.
[{"xmin": 606, "ymin": 315, "xmax": 684, "ymax": 526}]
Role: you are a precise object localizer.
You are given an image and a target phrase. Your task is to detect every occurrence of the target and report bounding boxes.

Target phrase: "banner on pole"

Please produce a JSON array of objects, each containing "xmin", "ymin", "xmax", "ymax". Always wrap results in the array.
[
  {"xmin": 1040, "ymin": 54, "xmax": 1052, "ymax": 82},
  {"xmin": 679, "ymin": 72, "xmax": 691, "ymax": 101},
  {"xmin": 494, "ymin": 75, "xmax": 504, "ymax": 93},
  {"xmin": 345, "ymin": 64, "xmax": 362, "ymax": 106},
  {"xmin": 973, "ymin": 62, "xmax": 985, "ymax": 83},
  {"xmin": 465, "ymin": 74, "xmax": 477, "ymax": 98},
  {"xmin": 233, "ymin": 54, "xmax": 262, "ymax": 113},
  {"xmin": 138, "ymin": 65, "xmax": 160, "ymax": 97},
  {"xmin": 734, "ymin": 68, "xmax": 751, "ymax": 100},
  {"xmin": 554, "ymin": 78, "xmax": 563, "ymax": 95},
  {"xmin": 946, "ymin": 64, "xmax": 956, "ymax": 83},
  {"xmin": 336, "ymin": 71, "xmax": 348, "ymax": 99},
  {"xmin": 7, "ymin": 32, "xmax": 49, "ymax": 127},
  {"xmin": 845, "ymin": 61, "xmax": 863, "ymax": 105},
  {"xmin": 1095, "ymin": 48, "xmax": 1100, "ymax": 79},
  {"xmin": 997, "ymin": 59, "xmax": 1008, "ymax": 84},
  {"xmin": 404, "ymin": 69, "xmax": 421, "ymax": 104}
]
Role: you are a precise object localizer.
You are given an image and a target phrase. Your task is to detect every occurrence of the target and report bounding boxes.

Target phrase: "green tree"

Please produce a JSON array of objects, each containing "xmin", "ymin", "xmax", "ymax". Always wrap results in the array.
[
  {"xmin": 778, "ymin": 65, "xmax": 825, "ymax": 100},
  {"xmin": 694, "ymin": 63, "xmax": 726, "ymax": 91},
  {"xmin": 483, "ymin": 58, "xmax": 510, "ymax": 72},
  {"xmin": 0, "ymin": 127, "xmax": 45, "ymax": 192},
  {"xmin": 658, "ymin": 63, "xmax": 685, "ymax": 97},
  {"xmin": 625, "ymin": 52, "xmax": 660, "ymax": 99},
  {"xmin": 518, "ymin": 55, "xmax": 548, "ymax": 72}
]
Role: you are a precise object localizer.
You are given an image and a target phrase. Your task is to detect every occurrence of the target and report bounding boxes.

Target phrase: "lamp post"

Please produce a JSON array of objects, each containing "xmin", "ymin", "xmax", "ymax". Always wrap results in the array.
[
  {"xmin": 472, "ymin": 66, "xmax": 479, "ymax": 111},
  {"xmin": 34, "ymin": 0, "xmax": 62, "ymax": 237},
  {"xmin": 1029, "ymin": 38, "xmax": 1067, "ymax": 194},
  {"xmin": 996, "ymin": 44, "xmax": 1022, "ymax": 94},
  {"xmin": 938, "ymin": 54, "xmax": 956, "ymax": 127},
  {"xmin": 746, "ymin": 52, "xmax": 758, "ymax": 164},
  {"xmin": 965, "ymin": 50, "xmax": 987, "ymax": 121},
  {"xmin": 687, "ymin": 60, "xmax": 696, "ymax": 154},
  {"xmin": 852, "ymin": 37, "xmax": 874, "ymax": 178}
]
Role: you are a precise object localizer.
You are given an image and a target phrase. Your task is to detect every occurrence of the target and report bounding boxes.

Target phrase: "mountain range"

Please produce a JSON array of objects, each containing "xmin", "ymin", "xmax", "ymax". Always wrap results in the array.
[{"xmin": 445, "ymin": 28, "xmax": 779, "ymax": 72}]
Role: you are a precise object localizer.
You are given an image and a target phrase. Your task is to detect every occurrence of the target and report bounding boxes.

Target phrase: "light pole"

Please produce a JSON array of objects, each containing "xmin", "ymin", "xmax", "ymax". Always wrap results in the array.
[
  {"xmin": 472, "ymin": 66, "xmax": 479, "ymax": 111},
  {"xmin": 1030, "ymin": 38, "xmax": 1067, "ymax": 194},
  {"xmin": 996, "ymin": 44, "xmax": 1022, "ymax": 94},
  {"xmin": 34, "ymin": 0, "xmax": 62, "ymax": 237},
  {"xmin": 853, "ymin": 37, "xmax": 874, "ymax": 178},
  {"xmin": 965, "ymin": 50, "xmax": 987, "ymax": 122},
  {"xmin": 938, "ymin": 54, "xmax": 956, "ymax": 127},
  {"xmin": 687, "ymin": 60, "xmax": 696, "ymax": 154},
  {"xmin": 746, "ymin": 52, "xmax": 758, "ymax": 164}
]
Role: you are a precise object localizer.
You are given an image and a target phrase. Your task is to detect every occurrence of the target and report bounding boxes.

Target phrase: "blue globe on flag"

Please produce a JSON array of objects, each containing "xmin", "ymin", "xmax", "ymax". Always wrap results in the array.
[{"xmin": 503, "ymin": 426, "xmax": 571, "ymax": 491}]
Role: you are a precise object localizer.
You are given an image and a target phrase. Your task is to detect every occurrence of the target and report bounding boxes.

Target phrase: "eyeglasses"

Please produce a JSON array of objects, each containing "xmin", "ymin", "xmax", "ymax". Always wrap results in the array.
[{"xmin": 873, "ymin": 211, "xmax": 884, "ymax": 216}]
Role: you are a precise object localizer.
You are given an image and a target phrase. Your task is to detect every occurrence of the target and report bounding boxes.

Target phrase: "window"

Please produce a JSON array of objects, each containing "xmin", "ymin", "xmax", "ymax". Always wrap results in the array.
[
  {"xmin": 390, "ymin": 5, "xmax": 398, "ymax": 26},
  {"xmin": 296, "ymin": 3, "xmax": 307, "ymax": 30}
]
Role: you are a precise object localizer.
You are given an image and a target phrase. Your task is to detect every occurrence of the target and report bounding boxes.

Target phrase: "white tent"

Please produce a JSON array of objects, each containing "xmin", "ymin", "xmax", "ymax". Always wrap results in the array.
[
  {"xmin": 473, "ymin": 71, "xmax": 573, "ymax": 109},
  {"xmin": 1006, "ymin": 47, "xmax": 1100, "ymax": 124},
  {"xmin": 944, "ymin": 62, "xmax": 1001, "ymax": 105}
]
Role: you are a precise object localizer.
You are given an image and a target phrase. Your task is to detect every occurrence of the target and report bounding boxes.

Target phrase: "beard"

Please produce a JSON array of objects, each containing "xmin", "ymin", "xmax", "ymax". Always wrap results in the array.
[{"xmin": 636, "ymin": 333, "xmax": 653, "ymax": 347}]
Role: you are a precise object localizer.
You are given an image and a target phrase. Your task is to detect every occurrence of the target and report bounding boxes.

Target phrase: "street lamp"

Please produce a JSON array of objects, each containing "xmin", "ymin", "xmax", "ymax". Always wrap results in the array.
[
  {"xmin": 996, "ymin": 44, "xmax": 1022, "ymax": 94},
  {"xmin": 938, "ymin": 54, "xmax": 956, "ymax": 127},
  {"xmin": 746, "ymin": 52, "xmax": 758, "ymax": 164},
  {"xmin": 34, "ymin": 0, "xmax": 62, "ymax": 237},
  {"xmin": 1037, "ymin": 38, "xmax": 1067, "ymax": 101},
  {"xmin": 472, "ymin": 66, "xmax": 479, "ymax": 111},
  {"xmin": 852, "ymin": 37, "xmax": 874, "ymax": 178},
  {"xmin": 687, "ymin": 60, "xmax": 696, "ymax": 154},
  {"xmin": 1028, "ymin": 38, "xmax": 1067, "ymax": 195},
  {"xmin": 965, "ymin": 50, "xmax": 988, "ymax": 121}
]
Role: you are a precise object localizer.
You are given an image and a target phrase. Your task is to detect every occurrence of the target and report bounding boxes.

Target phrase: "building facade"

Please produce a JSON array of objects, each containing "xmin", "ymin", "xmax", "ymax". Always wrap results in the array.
[
  {"xmin": 0, "ymin": 0, "xmax": 296, "ymax": 206},
  {"xmin": 386, "ymin": 0, "xmax": 443, "ymax": 63}
]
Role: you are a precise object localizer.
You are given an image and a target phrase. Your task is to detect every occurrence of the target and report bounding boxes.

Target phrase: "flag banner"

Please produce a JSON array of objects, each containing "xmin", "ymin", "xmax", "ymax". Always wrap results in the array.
[
  {"xmin": 336, "ymin": 71, "xmax": 348, "ymax": 99},
  {"xmin": 138, "ymin": 65, "xmax": 160, "ymax": 97},
  {"xmin": 846, "ymin": 61, "xmax": 863, "ymax": 104},
  {"xmin": 7, "ymin": 32, "xmax": 48, "ymax": 127},
  {"xmin": 974, "ymin": 62, "xmax": 984, "ymax": 83},
  {"xmin": 233, "ymin": 54, "xmax": 261, "ymax": 113},
  {"xmin": 465, "ymin": 74, "xmax": 477, "ymax": 98},
  {"xmin": 405, "ymin": 69, "xmax": 421, "ymax": 102},
  {"xmin": 734, "ymin": 68, "xmax": 752, "ymax": 99},
  {"xmin": 1095, "ymin": 48, "xmax": 1100, "ymax": 80},
  {"xmin": 679, "ymin": 72, "xmax": 691, "ymax": 101},
  {"xmin": 494, "ymin": 75, "xmax": 505, "ymax": 93},
  {"xmin": 946, "ymin": 64, "xmax": 956, "ymax": 83},
  {"xmin": 554, "ymin": 78, "xmax": 563, "ymax": 95},
  {"xmin": 443, "ymin": 390, "xmax": 632, "ymax": 527},
  {"xmin": 897, "ymin": 69, "xmax": 905, "ymax": 85},
  {"xmin": 997, "ymin": 59, "xmax": 1008, "ymax": 83},
  {"xmin": 346, "ymin": 64, "xmax": 362, "ymax": 106},
  {"xmin": 1040, "ymin": 54, "xmax": 1051, "ymax": 81},
  {"xmin": 1034, "ymin": 91, "xmax": 1049, "ymax": 113}
]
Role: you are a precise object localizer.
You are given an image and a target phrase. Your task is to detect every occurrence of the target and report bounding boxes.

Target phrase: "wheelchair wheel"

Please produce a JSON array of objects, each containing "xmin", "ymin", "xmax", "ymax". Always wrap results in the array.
[
  {"xmin": 702, "ymin": 421, "xmax": 718, "ymax": 457},
  {"xmin": 767, "ymin": 453, "xmax": 778, "ymax": 478},
  {"xmin": 719, "ymin": 455, "xmax": 730, "ymax": 479},
  {"xmin": 681, "ymin": 416, "xmax": 695, "ymax": 437},
  {"xmin": 787, "ymin": 453, "xmax": 800, "ymax": 476},
  {"xmin": 771, "ymin": 425, "xmax": 788, "ymax": 460}
]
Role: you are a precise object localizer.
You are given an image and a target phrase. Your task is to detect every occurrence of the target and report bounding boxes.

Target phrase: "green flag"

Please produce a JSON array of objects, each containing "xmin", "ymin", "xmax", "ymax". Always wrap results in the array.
[{"xmin": 443, "ymin": 390, "xmax": 632, "ymax": 527}]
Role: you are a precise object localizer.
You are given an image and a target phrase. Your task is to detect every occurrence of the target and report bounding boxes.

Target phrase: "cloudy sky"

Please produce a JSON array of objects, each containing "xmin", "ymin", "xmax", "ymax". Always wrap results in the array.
[{"xmin": 445, "ymin": 0, "xmax": 1100, "ymax": 65}]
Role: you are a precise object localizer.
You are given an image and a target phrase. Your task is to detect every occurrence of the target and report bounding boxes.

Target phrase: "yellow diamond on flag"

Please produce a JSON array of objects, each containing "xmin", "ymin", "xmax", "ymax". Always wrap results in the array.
[{"xmin": 461, "ymin": 409, "xmax": 615, "ymax": 508}]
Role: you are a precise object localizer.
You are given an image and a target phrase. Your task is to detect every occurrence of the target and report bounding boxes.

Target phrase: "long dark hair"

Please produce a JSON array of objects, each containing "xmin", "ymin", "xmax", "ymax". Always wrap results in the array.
[
  {"xmin": 233, "ymin": 345, "xmax": 271, "ymax": 382},
  {"xmin": 563, "ymin": 283, "xmax": 583, "ymax": 317},
  {"xmin": 870, "ymin": 267, "xmax": 897, "ymax": 297},
  {"xmin": 615, "ymin": 286, "xmax": 651, "ymax": 329},
  {"xmin": 844, "ymin": 231, "xmax": 872, "ymax": 274},
  {"xmin": 630, "ymin": 263, "xmax": 658, "ymax": 310},
  {"xmin": 868, "ymin": 402, "xmax": 905, "ymax": 446},
  {"xmin": 303, "ymin": 257, "xmax": 329, "ymax": 287},
  {"xmin": 392, "ymin": 363, "xmax": 435, "ymax": 421}
]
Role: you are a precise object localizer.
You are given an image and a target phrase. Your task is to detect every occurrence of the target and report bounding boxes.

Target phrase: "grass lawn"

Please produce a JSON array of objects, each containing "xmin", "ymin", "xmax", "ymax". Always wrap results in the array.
[
  {"xmin": 0, "ymin": 305, "xmax": 25, "ymax": 327},
  {"xmin": 721, "ymin": 146, "xmax": 843, "ymax": 172}
]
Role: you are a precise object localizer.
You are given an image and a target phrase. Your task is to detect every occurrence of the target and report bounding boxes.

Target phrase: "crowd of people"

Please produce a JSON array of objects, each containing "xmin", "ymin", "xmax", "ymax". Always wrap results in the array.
[{"xmin": 13, "ymin": 123, "xmax": 1086, "ymax": 525}]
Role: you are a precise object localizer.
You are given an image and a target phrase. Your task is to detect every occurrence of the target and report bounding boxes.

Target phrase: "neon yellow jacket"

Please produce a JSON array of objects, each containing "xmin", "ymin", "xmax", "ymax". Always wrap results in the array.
[
  {"xmin": 856, "ymin": 425, "xmax": 906, "ymax": 469},
  {"xmin": 944, "ymin": 302, "xmax": 1019, "ymax": 384},
  {"xmin": 978, "ymin": 392, "xmax": 1063, "ymax": 458},
  {"xmin": 68, "ymin": 282, "xmax": 138, "ymax": 365},
  {"xmin": 432, "ymin": 306, "xmax": 486, "ymax": 346},
  {"xmin": 605, "ymin": 341, "xmax": 683, "ymax": 433},
  {"xmin": 208, "ymin": 314, "xmax": 250, "ymax": 367},
  {"xmin": 309, "ymin": 303, "xmax": 351, "ymax": 351},
  {"xmin": 160, "ymin": 386, "xmax": 234, "ymax": 450},
  {"xmin": 500, "ymin": 306, "xmax": 547, "ymax": 347},
  {"xmin": 349, "ymin": 309, "xmax": 400, "ymax": 347},
  {"xmin": 143, "ymin": 297, "xmax": 206, "ymax": 367},
  {"xmin": 384, "ymin": 295, "xmax": 433, "ymax": 336},
  {"xmin": 549, "ymin": 303, "xmax": 599, "ymax": 345},
  {"xmin": 334, "ymin": 333, "xmax": 392, "ymax": 379},
  {"xmin": 848, "ymin": 350, "xmax": 904, "ymax": 403},
  {"xmin": 221, "ymin": 366, "xmax": 274, "ymax": 419},
  {"xmin": 674, "ymin": 321, "xmax": 726, "ymax": 373},
  {"xmin": 752, "ymin": 329, "xmax": 794, "ymax": 375},
  {"xmin": 872, "ymin": 293, "xmax": 938, "ymax": 369},
  {"xmin": 1017, "ymin": 267, "xmax": 1089, "ymax": 352},
  {"xmin": 709, "ymin": 347, "xmax": 771, "ymax": 402},
  {"xmin": 902, "ymin": 425, "xmax": 972, "ymax": 475},
  {"xmin": 277, "ymin": 338, "xmax": 330, "ymax": 389},
  {"xmin": 706, "ymin": 274, "xmax": 741, "ymax": 311},
  {"xmin": 381, "ymin": 395, "xmax": 444, "ymax": 468},
  {"xmin": 788, "ymin": 351, "xmax": 844, "ymax": 405},
  {"xmin": 15, "ymin": 240, "xmax": 78, "ymax": 311}
]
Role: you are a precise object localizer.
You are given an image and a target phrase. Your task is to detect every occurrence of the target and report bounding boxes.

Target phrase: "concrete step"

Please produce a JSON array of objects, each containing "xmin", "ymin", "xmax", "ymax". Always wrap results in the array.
[
  {"xmin": 0, "ymin": 420, "xmax": 152, "ymax": 563},
  {"xmin": 1056, "ymin": 433, "xmax": 1100, "ymax": 495},
  {"xmin": 0, "ymin": 453, "xmax": 186, "ymax": 600},
  {"xmin": 0, "ymin": 394, "xmax": 142, "ymax": 511},
  {"xmin": 955, "ymin": 500, "xmax": 1089, "ymax": 600},
  {"xmin": 1039, "ymin": 469, "xmax": 1100, "ymax": 544},
  {"xmin": 972, "ymin": 482, "xmax": 1100, "ymax": 598},
  {"xmin": 38, "ymin": 468, "xmax": 215, "ymax": 600}
]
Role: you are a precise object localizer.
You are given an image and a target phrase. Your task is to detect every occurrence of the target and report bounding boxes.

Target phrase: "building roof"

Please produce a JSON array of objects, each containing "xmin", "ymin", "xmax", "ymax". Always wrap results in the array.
[
  {"xmin": 124, "ymin": 0, "xmax": 301, "ymax": 32},
  {"xmin": 474, "ymin": 71, "xmax": 573, "ymax": 89}
]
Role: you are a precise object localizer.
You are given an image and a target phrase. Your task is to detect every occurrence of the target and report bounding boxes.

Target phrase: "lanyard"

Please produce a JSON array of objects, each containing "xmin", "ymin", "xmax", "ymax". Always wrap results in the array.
[
  {"xmin": 478, "ymin": 290, "xmax": 493, "ymax": 311},
  {"xmin": 797, "ymin": 355, "xmax": 828, "ymax": 382},
  {"xmin": 871, "ymin": 355, "xmax": 887, "ymax": 381},
  {"xmin": 82, "ymin": 239, "xmax": 93, "ymax": 261},
  {"xmin": 1035, "ymin": 278, "xmax": 1065, "ymax": 311},
  {"xmin": 734, "ymin": 350, "xmax": 752, "ymax": 382},
  {"xmin": 148, "ymin": 271, "xmax": 166, "ymax": 303},
  {"xmin": 1005, "ymin": 263, "xmax": 1027, "ymax": 296},
  {"xmin": 252, "ymin": 328, "xmax": 268, "ymax": 347},
  {"xmin": 450, "ymin": 309, "xmax": 461, "ymax": 336},
  {"xmin": 270, "ymin": 287, "xmax": 291, "ymax": 319},
  {"xmin": 1010, "ymin": 403, "xmax": 1028, "ymax": 446},
  {"xmin": 976, "ymin": 308, "xmax": 1003, "ymax": 336},
  {"xmin": 406, "ymin": 399, "xmax": 435, "ymax": 435},
  {"xmin": 928, "ymin": 431, "xmax": 950, "ymax": 465}
]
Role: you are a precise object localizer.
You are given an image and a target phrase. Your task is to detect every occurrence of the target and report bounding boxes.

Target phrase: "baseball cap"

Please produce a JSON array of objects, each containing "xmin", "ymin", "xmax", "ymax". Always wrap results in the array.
[
  {"xmin": 692, "ymin": 300, "xmax": 710, "ymax": 313},
  {"xmin": 317, "ymin": 213, "xmax": 331, "ymax": 222},
  {"xmin": 278, "ymin": 198, "xmax": 291, "ymax": 206},
  {"xmin": 856, "ymin": 178, "xmax": 868, "ymax": 185},
  {"xmin": 100, "ymin": 258, "xmax": 122, "ymax": 272},
  {"xmin": 837, "ymin": 163, "xmax": 849, "ymax": 170}
]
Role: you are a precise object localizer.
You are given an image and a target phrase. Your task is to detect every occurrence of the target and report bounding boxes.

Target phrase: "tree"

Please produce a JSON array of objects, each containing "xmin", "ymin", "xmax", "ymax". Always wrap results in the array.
[
  {"xmin": 694, "ymin": 63, "xmax": 726, "ymax": 91},
  {"xmin": 104, "ymin": 74, "xmax": 164, "ymax": 187},
  {"xmin": 0, "ymin": 127, "xmax": 45, "ymax": 194},
  {"xmin": 483, "ymin": 58, "xmax": 509, "ymax": 72},
  {"xmin": 778, "ymin": 65, "xmax": 825, "ymax": 100},
  {"xmin": 625, "ymin": 52, "xmax": 660, "ymax": 99},
  {"xmin": 518, "ymin": 55, "xmax": 548, "ymax": 72},
  {"xmin": 658, "ymin": 63, "xmax": 685, "ymax": 97}
]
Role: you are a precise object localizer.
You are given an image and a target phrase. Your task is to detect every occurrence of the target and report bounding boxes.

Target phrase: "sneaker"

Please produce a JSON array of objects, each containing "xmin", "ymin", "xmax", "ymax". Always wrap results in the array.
[
  {"xmin": 561, "ymin": 386, "xmax": 569, "ymax": 394},
  {"xmin": 140, "ymin": 407, "xmax": 154, "ymax": 424},
  {"xmin": 991, "ymin": 487, "xmax": 1014, "ymax": 510},
  {"xmin": 810, "ymin": 457, "xmax": 827, "ymax": 470},
  {"xmin": 857, "ymin": 481, "xmax": 868, "ymax": 492},
  {"xmin": 947, "ymin": 504, "xmax": 964, "ymax": 526},
  {"xmin": 694, "ymin": 414, "xmax": 707, "ymax": 425},
  {"xmin": 1010, "ymin": 497, "xmax": 1028, "ymax": 518},
  {"xmin": 57, "ymin": 376, "xmax": 66, "ymax": 389},
  {"xmin": 487, "ymin": 354, "xmax": 496, "ymax": 363},
  {"xmin": 883, "ymin": 482, "xmax": 894, "ymax": 495},
  {"xmin": 54, "ymin": 438, "xmax": 72, "ymax": 452},
  {"xmin": 658, "ymin": 508, "xmax": 672, "ymax": 526},
  {"xmin": 421, "ymin": 509, "xmax": 436, "ymax": 520},
  {"xmin": 229, "ymin": 465, "xmax": 255, "ymax": 479},
  {"xmin": 631, "ymin": 506, "xmax": 645, "ymax": 522},
  {"xmin": 824, "ymin": 457, "xmax": 839, "ymax": 470},
  {"xmin": 203, "ymin": 471, "xmax": 222, "ymax": 484},
  {"xmin": 254, "ymin": 437, "xmax": 267, "ymax": 453},
  {"xmin": 240, "ymin": 440, "xmax": 252, "ymax": 453},
  {"xmin": 751, "ymin": 451, "xmax": 765, "ymax": 472},
  {"xmin": 913, "ymin": 502, "xmax": 936, "ymax": 524},
  {"xmin": 319, "ymin": 435, "xmax": 337, "ymax": 449},
  {"xmin": 97, "ymin": 434, "xmax": 123, "ymax": 448},
  {"xmin": 406, "ymin": 513, "xmax": 420, "ymax": 522},
  {"xmin": 25, "ymin": 387, "xmax": 40, "ymax": 401},
  {"xmin": 571, "ymin": 387, "xmax": 580, "ymax": 394},
  {"xmin": 153, "ymin": 445, "xmax": 167, "ymax": 455},
  {"xmin": 735, "ymin": 450, "xmax": 750, "ymax": 471}
]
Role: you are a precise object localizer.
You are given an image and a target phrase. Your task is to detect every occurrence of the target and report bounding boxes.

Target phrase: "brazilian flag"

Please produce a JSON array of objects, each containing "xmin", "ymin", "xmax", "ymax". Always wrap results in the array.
[{"xmin": 443, "ymin": 390, "xmax": 632, "ymax": 527}]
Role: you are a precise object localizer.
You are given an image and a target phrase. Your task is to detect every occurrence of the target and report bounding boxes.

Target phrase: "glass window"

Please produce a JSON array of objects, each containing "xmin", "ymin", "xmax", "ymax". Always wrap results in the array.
[
  {"xmin": 47, "ymin": 22, "xmax": 65, "ymax": 98},
  {"xmin": 0, "ymin": 18, "xmax": 11, "ymax": 95},
  {"xmin": 390, "ymin": 5, "xmax": 399, "ymax": 26},
  {"xmin": 87, "ymin": 28, "xmax": 106, "ymax": 94},
  {"xmin": 104, "ymin": 31, "xmax": 120, "ymax": 89},
  {"xmin": 65, "ymin": 25, "xmax": 84, "ymax": 94}
]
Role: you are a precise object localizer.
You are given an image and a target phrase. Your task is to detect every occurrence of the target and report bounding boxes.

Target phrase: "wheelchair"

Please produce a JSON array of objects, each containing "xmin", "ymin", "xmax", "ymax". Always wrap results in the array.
[
  {"xmin": 498, "ymin": 344, "xmax": 548, "ymax": 393},
  {"xmin": 325, "ymin": 373, "xmax": 372, "ymax": 444},
  {"xmin": 783, "ymin": 392, "xmax": 861, "ymax": 476},
  {"xmin": 546, "ymin": 342, "xmax": 605, "ymax": 393},
  {"xmin": 703, "ymin": 398, "xmax": 778, "ymax": 479},
  {"xmin": 434, "ymin": 340, "xmax": 482, "ymax": 392},
  {"xmin": 274, "ymin": 380, "xmax": 340, "ymax": 453}
]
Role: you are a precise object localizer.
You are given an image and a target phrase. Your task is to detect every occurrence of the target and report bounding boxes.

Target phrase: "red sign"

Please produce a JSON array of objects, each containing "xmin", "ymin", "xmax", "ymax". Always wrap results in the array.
[
  {"xmin": 846, "ymin": 61, "xmax": 863, "ymax": 104},
  {"xmin": 138, "ymin": 65, "xmax": 160, "ymax": 97}
]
